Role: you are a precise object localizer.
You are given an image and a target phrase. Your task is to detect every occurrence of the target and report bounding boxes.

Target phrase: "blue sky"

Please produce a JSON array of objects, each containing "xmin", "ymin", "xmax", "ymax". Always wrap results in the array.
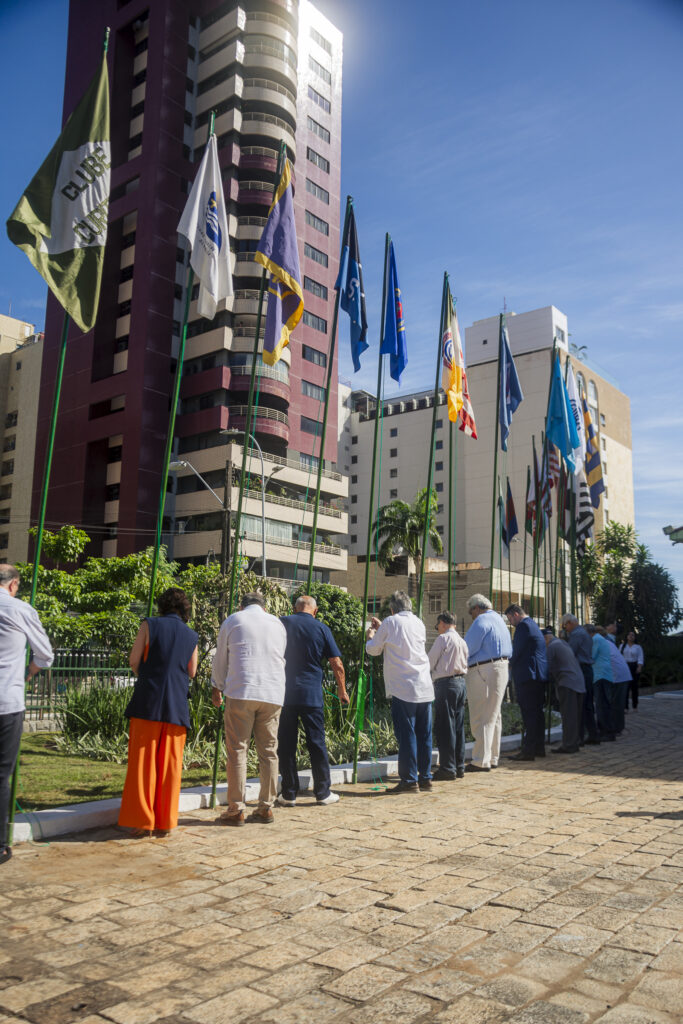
[{"xmin": 1, "ymin": 0, "xmax": 682, "ymax": 604}]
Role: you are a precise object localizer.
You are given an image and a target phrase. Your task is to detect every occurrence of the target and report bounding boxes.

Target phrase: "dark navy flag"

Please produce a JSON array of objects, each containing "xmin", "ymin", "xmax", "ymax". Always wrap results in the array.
[
  {"xmin": 380, "ymin": 241, "xmax": 407, "ymax": 384},
  {"xmin": 499, "ymin": 317, "xmax": 524, "ymax": 451},
  {"xmin": 335, "ymin": 206, "xmax": 368, "ymax": 372},
  {"xmin": 501, "ymin": 478, "xmax": 519, "ymax": 555}
]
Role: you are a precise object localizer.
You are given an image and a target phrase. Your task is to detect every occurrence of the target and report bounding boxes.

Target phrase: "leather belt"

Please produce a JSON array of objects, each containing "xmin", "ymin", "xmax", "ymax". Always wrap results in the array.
[{"xmin": 472, "ymin": 657, "xmax": 508, "ymax": 667}]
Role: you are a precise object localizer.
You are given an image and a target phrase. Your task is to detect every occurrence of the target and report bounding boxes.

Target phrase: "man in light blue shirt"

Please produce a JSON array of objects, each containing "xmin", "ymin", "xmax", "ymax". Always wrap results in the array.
[
  {"xmin": 464, "ymin": 594, "xmax": 512, "ymax": 772},
  {"xmin": 586, "ymin": 625, "xmax": 615, "ymax": 741},
  {"xmin": 0, "ymin": 565, "xmax": 53, "ymax": 861}
]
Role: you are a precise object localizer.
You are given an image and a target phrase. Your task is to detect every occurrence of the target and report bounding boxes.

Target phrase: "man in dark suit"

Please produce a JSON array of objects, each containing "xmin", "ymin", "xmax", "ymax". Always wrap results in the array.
[{"xmin": 505, "ymin": 604, "xmax": 547, "ymax": 762}]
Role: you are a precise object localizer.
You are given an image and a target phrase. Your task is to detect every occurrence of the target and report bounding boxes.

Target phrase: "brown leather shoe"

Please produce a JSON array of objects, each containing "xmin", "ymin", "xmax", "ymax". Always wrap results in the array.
[
  {"xmin": 218, "ymin": 811, "xmax": 245, "ymax": 827},
  {"xmin": 247, "ymin": 808, "xmax": 274, "ymax": 824}
]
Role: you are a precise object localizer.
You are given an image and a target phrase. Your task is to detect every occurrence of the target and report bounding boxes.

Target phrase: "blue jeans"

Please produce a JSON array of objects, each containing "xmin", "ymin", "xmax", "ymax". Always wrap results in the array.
[
  {"xmin": 391, "ymin": 697, "xmax": 433, "ymax": 784},
  {"xmin": 594, "ymin": 678, "xmax": 615, "ymax": 739},
  {"xmin": 433, "ymin": 676, "xmax": 466, "ymax": 774},
  {"xmin": 278, "ymin": 705, "xmax": 331, "ymax": 801}
]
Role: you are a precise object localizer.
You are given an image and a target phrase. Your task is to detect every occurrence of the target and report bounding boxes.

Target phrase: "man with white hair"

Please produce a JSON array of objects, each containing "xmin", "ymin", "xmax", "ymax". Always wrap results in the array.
[
  {"xmin": 366, "ymin": 591, "xmax": 434, "ymax": 793},
  {"xmin": 562, "ymin": 614, "xmax": 600, "ymax": 745},
  {"xmin": 464, "ymin": 594, "xmax": 512, "ymax": 772},
  {"xmin": 277, "ymin": 595, "xmax": 348, "ymax": 807}
]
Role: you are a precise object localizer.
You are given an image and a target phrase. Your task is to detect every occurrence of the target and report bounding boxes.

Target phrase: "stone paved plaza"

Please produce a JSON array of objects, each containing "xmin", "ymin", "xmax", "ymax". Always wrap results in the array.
[{"xmin": 1, "ymin": 693, "xmax": 682, "ymax": 1024}]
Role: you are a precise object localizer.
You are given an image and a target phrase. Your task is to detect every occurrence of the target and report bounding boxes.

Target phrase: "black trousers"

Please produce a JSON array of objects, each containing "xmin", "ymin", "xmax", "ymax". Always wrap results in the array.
[
  {"xmin": 515, "ymin": 679, "xmax": 546, "ymax": 756},
  {"xmin": 0, "ymin": 711, "xmax": 24, "ymax": 848},
  {"xmin": 278, "ymin": 705, "xmax": 331, "ymax": 801},
  {"xmin": 433, "ymin": 675, "xmax": 466, "ymax": 775},
  {"xmin": 579, "ymin": 663, "xmax": 599, "ymax": 741},
  {"xmin": 557, "ymin": 687, "xmax": 583, "ymax": 752},
  {"xmin": 625, "ymin": 663, "xmax": 640, "ymax": 709}
]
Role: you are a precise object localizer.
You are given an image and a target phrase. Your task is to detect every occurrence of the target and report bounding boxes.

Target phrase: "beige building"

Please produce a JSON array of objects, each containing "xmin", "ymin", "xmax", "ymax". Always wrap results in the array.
[
  {"xmin": 341, "ymin": 305, "xmax": 634, "ymax": 610},
  {"xmin": 0, "ymin": 314, "xmax": 44, "ymax": 563}
]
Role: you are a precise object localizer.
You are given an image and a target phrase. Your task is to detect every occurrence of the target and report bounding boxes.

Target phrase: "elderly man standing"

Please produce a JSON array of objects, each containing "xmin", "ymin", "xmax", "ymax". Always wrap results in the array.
[
  {"xmin": 562, "ymin": 614, "xmax": 600, "ymax": 746},
  {"xmin": 211, "ymin": 592, "xmax": 286, "ymax": 825},
  {"xmin": 464, "ymin": 594, "xmax": 512, "ymax": 772},
  {"xmin": 428, "ymin": 611, "xmax": 469, "ymax": 781},
  {"xmin": 541, "ymin": 627, "xmax": 585, "ymax": 753},
  {"xmin": 276, "ymin": 595, "xmax": 348, "ymax": 807},
  {"xmin": 505, "ymin": 604, "xmax": 547, "ymax": 762},
  {"xmin": 366, "ymin": 591, "xmax": 434, "ymax": 793},
  {"xmin": 586, "ymin": 624, "xmax": 615, "ymax": 742},
  {"xmin": 0, "ymin": 565, "xmax": 53, "ymax": 862}
]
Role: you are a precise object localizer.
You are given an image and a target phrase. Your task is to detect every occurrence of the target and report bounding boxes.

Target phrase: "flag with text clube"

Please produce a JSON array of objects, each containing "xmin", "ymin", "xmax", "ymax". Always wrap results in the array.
[
  {"xmin": 6, "ymin": 54, "xmax": 110, "ymax": 333},
  {"xmin": 178, "ymin": 133, "xmax": 233, "ymax": 320}
]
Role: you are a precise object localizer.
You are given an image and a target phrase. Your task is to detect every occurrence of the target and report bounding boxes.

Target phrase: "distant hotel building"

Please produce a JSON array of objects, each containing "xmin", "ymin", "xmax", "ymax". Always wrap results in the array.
[
  {"xmin": 33, "ymin": 0, "xmax": 346, "ymax": 584},
  {"xmin": 340, "ymin": 306, "xmax": 634, "ymax": 606}
]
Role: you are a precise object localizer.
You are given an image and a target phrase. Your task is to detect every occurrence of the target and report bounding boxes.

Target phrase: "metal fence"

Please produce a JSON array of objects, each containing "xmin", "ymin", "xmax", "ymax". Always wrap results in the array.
[{"xmin": 25, "ymin": 648, "xmax": 133, "ymax": 721}]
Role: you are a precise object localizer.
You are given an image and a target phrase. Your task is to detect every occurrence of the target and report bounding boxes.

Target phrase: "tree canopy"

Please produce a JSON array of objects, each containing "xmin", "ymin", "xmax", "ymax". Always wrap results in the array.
[{"xmin": 372, "ymin": 487, "xmax": 443, "ymax": 576}]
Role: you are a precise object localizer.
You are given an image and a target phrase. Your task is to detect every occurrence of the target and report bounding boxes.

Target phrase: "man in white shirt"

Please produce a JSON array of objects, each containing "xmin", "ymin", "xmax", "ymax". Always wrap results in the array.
[
  {"xmin": 428, "ymin": 611, "xmax": 469, "ymax": 781},
  {"xmin": 366, "ymin": 591, "xmax": 434, "ymax": 794},
  {"xmin": 0, "ymin": 564, "xmax": 53, "ymax": 862},
  {"xmin": 211, "ymin": 592, "xmax": 286, "ymax": 825},
  {"xmin": 621, "ymin": 632, "xmax": 644, "ymax": 711}
]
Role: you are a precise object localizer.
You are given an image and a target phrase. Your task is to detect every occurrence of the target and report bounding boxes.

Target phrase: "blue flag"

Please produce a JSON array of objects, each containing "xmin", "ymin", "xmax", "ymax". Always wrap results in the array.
[
  {"xmin": 501, "ymin": 478, "xmax": 519, "ymax": 555},
  {"xmin": 335, "ymin": 206, "xmax": 368, "ymax": 372},
  {"xmin": 499, "ymin": 317, "xmax": 523, "ymax": 451},
  {"xmin": 546, "ymin": 354, "xmax": 580, "ymax": 474},
  {"xmin": 380, "ymin": 241, "xmax": 407, "ymax": 384},
  {"xmin": 254, "ymin": 158, "xmax": 303, "ymax": 365}
]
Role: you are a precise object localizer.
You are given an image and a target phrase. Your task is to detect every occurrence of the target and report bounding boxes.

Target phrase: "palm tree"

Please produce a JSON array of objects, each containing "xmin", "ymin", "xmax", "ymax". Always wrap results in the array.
[{"xmin": 372, "ymin": 487, "xmax": 443, "ymax": 581}]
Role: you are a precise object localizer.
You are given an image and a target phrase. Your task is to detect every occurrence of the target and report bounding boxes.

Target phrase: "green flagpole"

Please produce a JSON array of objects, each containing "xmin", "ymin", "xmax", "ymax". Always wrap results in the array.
[
  {"xmin": 530, "ymin": 436, "xmax": 540, "ymax": 619},
  {"xmin": 448, "ymin": 421, "xmax": 454, "ymax": 609},
  {"xmin": 306, "ymin": 196, "xmax": 353, "ymax": 591},
  {"xmin": 497, "ymin": 476, "xmax": 504, "ymax": 611},
  {"xmin": 417, "ymin": 272, "xmax": 448, "ymax": 619},
  {"xmin": 506, "ymin": 478, "xmax": 512, "ymax": 606},
  {"xmin": 9, "ymin": 28, "xmax": 111, "ymax": 847},
  {"xmin": 352, "ymin": 233, "xmax": 390, "ymax": 784},
  {"xmin": 522, "ymin": 465, "xmax": 530, "ymax": 609},
  {"xmin": 488, "ymin": 315, "xmax": 504, "ymax": 602},
  {"xmin": 209, "ymin": 140, "xmax": 287, "ymax": 808}
]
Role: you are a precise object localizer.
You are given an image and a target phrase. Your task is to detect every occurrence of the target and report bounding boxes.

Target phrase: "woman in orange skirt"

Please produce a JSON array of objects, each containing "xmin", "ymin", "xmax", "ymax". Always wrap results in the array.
[{"xmin": 118, "ymin": 588, "xmax": 198, "ymax": 837}]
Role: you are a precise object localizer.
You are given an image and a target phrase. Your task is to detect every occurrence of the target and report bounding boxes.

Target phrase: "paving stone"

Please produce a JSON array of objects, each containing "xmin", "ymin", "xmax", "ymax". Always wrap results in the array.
[
  {"xmin": 180, "ymin": 987, "xmax": 277, "ymax": 1024},
  {"xmin": 607, "ymin": 923, "xmax": 677, "ymax": 955},
  {"xmin": 592, "ymin": 1006, "xmax": 678, "ymax": 1023},
  {"xmin": 255, "ymin": 991, "xmax": 349, "ymax": 1024},
  {"xmin": 99, "ymin": 994, "xmax": 192, "ymax": 1024},
  {"xmin": 404, "ymin": 966, "xmax": 474, "ymax": 1001},
  {"xmin": 0, "ymin": 978, "xmax": 77, "ymax": 1013},
  {"xmin": 20, "ymin": 983, "xmax": 128, "ymax": 1024},
  {"xmin": 460, "ymin": 905, "xmax": 521, "ymax": 931},
  {"xmin": 434, "ymin": 993, "xmax": 510, "ymax": 1022},
  {"xmin": 323, "ymin": 964, "xmax": 406, "ymax": 1002},
  {"xmin": 252, "ymin": 963, "xmax": 335, "ymax": 1000},
  {"xmin": 504, "ymin": 1001, "xmax": 589, "ymax": 1023},
  {"xmin": 343, "ymin": 989, "xmax": 438, "ymax": 1024},
  {"xmin": 486, "ymin": 921, "xmax": 554, "ymax": 953},
  {"xmin": 584, "ymin": 947, "xmax": 654, "ymax": 984},
  {"xmin": 375, "ymin": 941, "xmax": 452, "ymax": 974},
  {"xmin": 628, "ymin": 971, "xmax": 683, "ymax": 1012},
  {"xmin": 546, "ymin": 923, "xmax": 614, "ymax": 956},
  {"xmin": 474, "ymin": 974, "xmax": 548, "ymax": 1007}
]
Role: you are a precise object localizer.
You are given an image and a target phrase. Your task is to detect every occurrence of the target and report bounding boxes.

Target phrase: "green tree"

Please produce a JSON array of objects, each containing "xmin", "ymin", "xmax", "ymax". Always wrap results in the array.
[
  {"xmin": 28, "ymin": 525, "xmax": 90, "ymax": 568},
  {"xmin": 373, "ymin": 487, "xmax": 443, "ymax": 580}
]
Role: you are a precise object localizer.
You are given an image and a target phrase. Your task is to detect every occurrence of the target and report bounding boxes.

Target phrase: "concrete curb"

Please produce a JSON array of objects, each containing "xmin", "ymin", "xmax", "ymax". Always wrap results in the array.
[{"xmin": 13, "ymin": 727, "xmax": 563, "ymax": 845}]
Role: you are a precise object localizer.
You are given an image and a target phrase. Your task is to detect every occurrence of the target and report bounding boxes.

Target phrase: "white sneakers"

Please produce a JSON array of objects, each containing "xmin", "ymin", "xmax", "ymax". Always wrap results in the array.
[
  {"xmin": 275, "ymin": 795, "xmax": 296, "ymax": 807},
  {"xmin": 317, "ymin": 792, "xmax": 340, "ymax": 805}
]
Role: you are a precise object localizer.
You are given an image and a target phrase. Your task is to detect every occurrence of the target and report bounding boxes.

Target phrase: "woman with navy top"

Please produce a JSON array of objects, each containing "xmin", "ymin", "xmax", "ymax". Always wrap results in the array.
[{"xmin": 118, "ymin": 588, "xmax": 198, "ymax": 837}]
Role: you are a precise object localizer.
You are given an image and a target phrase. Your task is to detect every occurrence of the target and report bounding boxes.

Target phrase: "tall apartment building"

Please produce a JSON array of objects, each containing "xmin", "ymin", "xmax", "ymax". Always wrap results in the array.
[
  {"xmin": 342, "ymin": 305, "xmax": 634, "ymax": 597},
  {"xmin": 32, "ymin": 0, "xmax": 347, "ymax": 584},
  {"xmin": 0, "ymin": 315, "xmax": 44, "ymax": 563}
]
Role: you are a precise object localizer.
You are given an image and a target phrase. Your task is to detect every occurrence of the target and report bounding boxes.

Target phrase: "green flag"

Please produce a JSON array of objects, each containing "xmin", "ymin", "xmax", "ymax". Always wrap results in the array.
[{"xmin": 6, "ymin": 53, "xmax": 110, "ymax": 333}]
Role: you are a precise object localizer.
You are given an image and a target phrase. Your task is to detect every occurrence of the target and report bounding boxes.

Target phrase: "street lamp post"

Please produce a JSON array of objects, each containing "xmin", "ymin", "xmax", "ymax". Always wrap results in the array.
[
  {"xmin": 168, "ymin": 458, "xmax": 230, "ymax": 576},
  {"xmin": 221, "ymin": 429, "xmax": 282, "ymax": 578}
]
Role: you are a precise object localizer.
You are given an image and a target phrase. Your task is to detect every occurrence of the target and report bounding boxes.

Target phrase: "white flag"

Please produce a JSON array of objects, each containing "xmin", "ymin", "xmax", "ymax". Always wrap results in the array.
[
  {"xmin": 566, "ymin": 363, "xmax": 586, "ymax": 476},
  {"xmin": 177, "ymin": 134, "xmax": 232, "ymax": 319}
]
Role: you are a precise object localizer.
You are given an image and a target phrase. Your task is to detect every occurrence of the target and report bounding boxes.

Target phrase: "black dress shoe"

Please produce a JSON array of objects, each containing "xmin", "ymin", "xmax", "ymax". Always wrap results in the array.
[
  {"xmin": 464, "ymin": 763, "xmax": 490, "ymax": 773},
  {"xmin": 507, "ymin": 752, "xmax": 535, "ymax": 761},
  {"xmin": 456, "ymin": 769, "xmax": 465, "ymax": 779},
  {"xmin": 584, "ymin": 737, "xmax": 601, "ymax": 745},
  {"xmin": 418, "ymin": 779, "xmax": 434, "ymax": 791},
  {"xmin": 432, "ymin": 768, "xmax": 457, "ymax": 781},
  {"xmin": 386, "ymin": 781, "xmax": 420, "ymax": 793},
  {"xmin": 551, "ymin": 746, "xmax": 578, "ymax": 754},
  {"xmin": 0, "ymin": 846, "xmax": 12, "ymax": 865}
]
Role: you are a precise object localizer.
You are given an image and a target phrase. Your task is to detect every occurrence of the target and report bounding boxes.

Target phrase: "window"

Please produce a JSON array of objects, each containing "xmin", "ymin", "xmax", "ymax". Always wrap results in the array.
[
  {"xmin": 307, "ymin": 117, "xmax": 330, "ymax": 145},
  {"xmin": 4, "ymin": 412, "xmax": 17, "ymax": 429},
  {"xmin": 428, "ymin": 593, "xmax": 441, "ymax": 613},
  {"xmin": 308, "ymin": 85, "xmax": 331, "ymax": 113},
  {"xmin": 437, "ymin": 504, "xmax": 444, "ymax": 514},
  {"xmin": 304, "ymin": 275, "xmax": 328, "ymax": 300},
  {"xmin": 302, "ymin": 380, "xmax": 326, "ymax": 402},
  {"xmin": 0, "ymin": 484, "xmax": 11, "ymax": 501},
  {"xmin": 351, "ymin": 495, "xmax": 357, "ymax": 504},
  {"xmin": 600, "ymin": 413, "xmax": 606, "ymax": 427},
  {"xmin": 310, "ymin": 27, "xmax": 332, "ymax": 54},
  {"xmin": 350, "ymin": 513, "xmax": 357, "ymax": 523},
  {"xmin": 435, "ymin": 482, "xmax": 443, "ymax": 493},
  {"xmin": 1, "ymin": 461, "xmax": 14, "ymax": 477},
  {"xmin": 303, "ymin": 310, "xmax": 327, "ymax": 333},
  {"xmin": 309, "ymin": 55, "xmax": 331, "ymax": 85},
  {"xmin": 302, "ymin": 344, "xmax": 327, "ymax": 367},
  {"xmin": 107, "ymin": 445, "xmax": 123, "ymax": 463},
  {"xmin": 305, "ymin": 210, "xmax": 329, "ymax": 235},
  {"xmin": 3, "ymin": 437, "xmax": 16, "ymax": 453},
  {"xmin": 556, "ymin": 326, "xmax": 566, "ymax": 343},
  {"xmin": 301, "ymin": 415, "xmax": 322, "ymax": 437},
  {"xmin": 390, "ymin": 448, "xmax": 397, "ymax": 458},
  {"xmin": 390, "ymin": 427, "xmax": 397, "ymax": 438},
  {"xmin": 435, "ymin": 419, "xmax": 443, "ymax": 429},
  {"xmin": 435, "ymin": 461, "xmax": 443, "ymax": 472},
  {"xmin": 350, "ymin": 535, "xmax": 357, "ymax": 544},
  {"xmin": 390, "ymin": 468, "xmax": 397, "ymax": 479},
  {"xmin": 390, "ymin": 489, "xmax": 398, "ymax": 498},
  {"xmin": 133, "ymin": 68, "xmax": 146, "ymax": 86},
  {"xmin": 106, "ymin": 484, "xmax": 120, "ymax": 502},
  {"xmin": 350, "ymin": 455, "xmax": 357, "ymax": 465},
  {"xmin": 435, "ymin": 439, "xmax": 443, "ymax": 450},
  {"xmin": 351, "ymin": 435, "xmax": 358, "ymax": 444},
  {"xmin": 305, "ymin": 177, "xmax": 329, "ymax": 204},
  {"xmin": 304, "ymin": 242, "xmax": 328, "ymax": 267},
  {"xmin": 601, "ymin": 436, "xmax": 606, "ymax": 451},
  {"xmin": 436, "ymin": 525, "xmax": 444, "ymax": 536},
  {"xmin": 576, "ymin": 371, "xmax": 585, "ymax": 396},
  {"xmin": 15, "ymin": 361, "xmax": 21, "ymax": 371},
  {"xmin": 351, "ymin": 477, "xmax": 357, "ymax": 485},
  {"xmin": 300, "ymin": 452, "xmax": 319, "ymax": 471},
  {"xmin": 306, "ymin": 148, "xmax": 330, "ymax": 173},
  {"xmin": 0, "ymin": 534, "xmax": 8, "ymax": 551}
]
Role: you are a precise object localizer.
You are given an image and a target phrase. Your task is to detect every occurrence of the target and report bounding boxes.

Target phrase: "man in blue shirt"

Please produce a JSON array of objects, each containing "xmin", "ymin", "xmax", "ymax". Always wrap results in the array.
[
  {"xmin": 464, "ymin": 594, "xmax": 512, "ymax": 772},
  {"xmin": 277, "ymin": 596, "xmax": 348, "ymax": 807},
  {"xmin": 505, "ymin": 604, "xmax": 548, "ymax": 762},
  {"xmin": 586, "ymin": 625, "xmax": 616, "ymax": 741}
]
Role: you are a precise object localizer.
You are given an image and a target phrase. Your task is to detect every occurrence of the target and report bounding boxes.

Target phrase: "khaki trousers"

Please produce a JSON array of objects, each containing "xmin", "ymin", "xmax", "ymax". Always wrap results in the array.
[
  {"xmin": 465, "ymin": 660, "xmax": 509, "ymax": 768},
  {"xmin": 224, "ymin": 698, "xmax": 281, "ymax": 813}
]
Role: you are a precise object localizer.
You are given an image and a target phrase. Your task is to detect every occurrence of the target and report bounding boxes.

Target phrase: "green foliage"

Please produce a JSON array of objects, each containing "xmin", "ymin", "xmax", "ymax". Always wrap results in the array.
[
  {"xmin": 28, "ymin": 525, "xmax": 90, "ymax": 567},
  {"xmin": 579, "ymin": 522, "xmax": 682, "ymax": 653},
  {"xmin": 373, "ymin": 486, "xmax": 443, "ymax": 575}
]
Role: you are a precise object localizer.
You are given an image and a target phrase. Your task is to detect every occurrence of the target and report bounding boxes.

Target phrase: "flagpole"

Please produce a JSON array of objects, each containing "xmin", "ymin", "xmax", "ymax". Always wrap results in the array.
[
  {"xmin": 497, "ymin": 476, "xmax": 504, "ymax": 612},
  {"xmin": 306, "ymin": 196, "xmax": 353, "ymax": 591},
  {"xmin": 8, "ymin": 28, "xmax": 111, "ymax": 847},
  {"xmin": 352, "ymin": 233, "xmax": 390, "ymax": 784},
  {"xmin": 506, "ymin": 480, "xmax": 512, "ymax": 606},
  {"xmin": 448, "ymin": 421, "xmax": 454, "ymax": 608},
  {"xmin": 488, "ymin": 314, "xmax": 504, "ymax": 603},
  {"xmin": 522, "ymin": 465, "xmax": 530, "ymax": 609},
  {"xmin": 208, "ymin": 140, "xmax": 287, "ymax": 808},
  {"xmin": 417, "ymin": 272, "xmax": 448, "ymax": 619},
  {"xmin": 530, "ymin": 436, "xmax": 540, "ymax": 619}
]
